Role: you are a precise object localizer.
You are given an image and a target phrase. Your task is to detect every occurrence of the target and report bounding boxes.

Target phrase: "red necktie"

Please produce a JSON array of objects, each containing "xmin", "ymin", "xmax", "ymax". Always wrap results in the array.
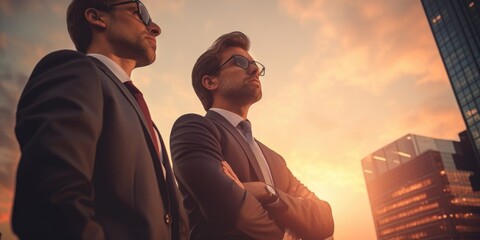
[{"xmin": 124, "ymin": 81, "xmax": 160, "ymax": 155}]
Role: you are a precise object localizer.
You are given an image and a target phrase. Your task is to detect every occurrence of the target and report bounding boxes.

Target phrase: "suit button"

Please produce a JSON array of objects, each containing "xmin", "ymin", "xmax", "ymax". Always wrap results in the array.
[{"xmin": 165, "ymin": 213, "xmax": 172, "ymax": 224}]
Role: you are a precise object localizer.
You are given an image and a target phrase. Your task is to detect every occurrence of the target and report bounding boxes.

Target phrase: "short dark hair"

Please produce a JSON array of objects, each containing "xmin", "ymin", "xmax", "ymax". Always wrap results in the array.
[
  {"xmin": 67, "ymin": 0, "xmax": 110, "ymax": 53},
  {"xmin": 192, "ymin": 31, "xmax": 250, "ymax": 111}
]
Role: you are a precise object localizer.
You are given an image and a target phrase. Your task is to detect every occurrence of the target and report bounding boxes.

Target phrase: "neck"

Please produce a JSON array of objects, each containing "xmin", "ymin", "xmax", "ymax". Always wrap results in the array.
[
  {"xmin": 87, "ymin": 42, "xmax": 136, "ymax": 77},
  {"xmin": 211, "ymin": 102, "xmax": 250, "ymax": 120}
]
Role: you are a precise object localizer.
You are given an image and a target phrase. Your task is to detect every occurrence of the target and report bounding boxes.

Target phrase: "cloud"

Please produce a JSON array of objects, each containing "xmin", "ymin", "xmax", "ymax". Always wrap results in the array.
[
  {"xmin": 0, "ymin": 64, "xmax": 27, "ymax": 149},
  {"xmin": 0, "ymin": 66, "xmax": 25, "ymax": 180},
  {"xmin": 1, "ymin": 31, "xmax": 71, "ymax": 75},
  {"xmin": 0, "ymin": 0, "xmax": 11, "ymax": 13},
  {"xmin": 0, "ymin": 0, "xmax": 43, "ymax": 14},
  {"xmin": 267, "ymin": 0, "xmax": 463, "ymax": 159},
  {"xmin": 0, "ymin": 64, "xmax": 26, "ymax": 234},
  {"xmin": 149, "ymin": 0, "xmax": 186, "ymax": 17},
  {"xmin": 396, "ymin": 96, "xmax": 464, "ymax": 139},
  {"xmin": 279, "ymin": 0, "xmax": 446, "ymax": 94},
  {"xmin": 0, "ymin": 33, "xmax": 6, "ymax": 52}
]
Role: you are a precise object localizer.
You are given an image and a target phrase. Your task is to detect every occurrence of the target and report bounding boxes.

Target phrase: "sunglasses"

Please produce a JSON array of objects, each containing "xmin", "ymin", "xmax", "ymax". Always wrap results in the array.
[
  {"xmin": 108, "ymin": 0, "xmax": 151, "ymax": 26},
  {"xmin": 218, "ymin": 54, "xmax": 266, "ymax": 76}
]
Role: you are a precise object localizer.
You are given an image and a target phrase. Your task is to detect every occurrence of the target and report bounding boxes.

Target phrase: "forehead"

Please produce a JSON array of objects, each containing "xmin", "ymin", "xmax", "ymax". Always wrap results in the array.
[
  {"xmin": 220, "ymin": 47, "xmax": 252, "ymax": 61},
  {"xmin": 110, "ymin": 0, "xmax": 138, "ymax": 8},
  {"xmin": 110, "ymin": 0, "xmax": 135, "ymax": 4}
]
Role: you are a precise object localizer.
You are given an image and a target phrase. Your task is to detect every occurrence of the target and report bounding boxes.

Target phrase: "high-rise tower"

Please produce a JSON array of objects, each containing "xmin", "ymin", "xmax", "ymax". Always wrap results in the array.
[
  {"xmin": 362, "ymin": 134, "xmax": 480, "ymax": 239},
  {"xmin": 421, "ymin": 0, "xmax": 480, "ymax": 169}
]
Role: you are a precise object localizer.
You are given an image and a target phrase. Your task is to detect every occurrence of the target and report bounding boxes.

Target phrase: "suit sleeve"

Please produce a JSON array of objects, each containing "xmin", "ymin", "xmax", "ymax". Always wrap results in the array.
[
  {"xmin": 12, "ymin": 50, "xmax": 105, "ymax": 240},
  {"xmin": 170, "ymin": 114, "xmax": 283, "ymax": 239},
  {"xmin": 268, "ymin": 163, "xmax": 335, "ymax": 240}
]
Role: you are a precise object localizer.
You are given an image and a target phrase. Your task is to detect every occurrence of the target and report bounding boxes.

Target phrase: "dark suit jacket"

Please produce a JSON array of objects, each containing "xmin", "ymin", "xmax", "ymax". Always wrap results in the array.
[
  {"xmin": 170, "ymin": 110, "xmax": 334, "ymax": 240},
  {"xmin": 12, "ymin": 50, "xmax": 188, "ymax": 240}
]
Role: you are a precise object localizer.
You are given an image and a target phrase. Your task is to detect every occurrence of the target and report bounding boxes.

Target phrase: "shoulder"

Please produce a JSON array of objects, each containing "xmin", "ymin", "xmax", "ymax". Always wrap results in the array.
[
  {"xmin": 171, "ymin": 113, "xmax": 222, "ymax": 138},
  {"xmin": 21, "ymin": 50, "xmax": 104, "ymax": 102},
  {"xmin": 175, "ymin": 113, "xmax": 204, "ymax": 121},
  {"xmin": 45, "ymin": 49, "xmax": 85, "ymax": 58},
  {"xmin": 31, "ymin": 50, "xmax": 95, "ymax": 78},
  {"xmin": 258, "ymin": 141, "xmax": 286, "ymax": 164},
  {"xmin": 35, "ymin": 49, "xmax": 88, "ymax": 66},
  {"xmin": 173, "ymin": 113, "xmax": 211, "ymax": 126}
]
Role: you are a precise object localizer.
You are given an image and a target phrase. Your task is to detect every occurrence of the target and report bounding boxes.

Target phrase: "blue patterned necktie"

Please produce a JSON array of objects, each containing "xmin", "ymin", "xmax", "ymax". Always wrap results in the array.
[{"xmin": 238, "ymin": 120, "xmax": 274, "ymax": 186}]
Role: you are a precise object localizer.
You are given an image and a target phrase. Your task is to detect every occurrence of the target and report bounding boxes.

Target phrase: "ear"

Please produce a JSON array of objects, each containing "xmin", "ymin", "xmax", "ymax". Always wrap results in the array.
[
  {"xmin": 85, "ymin": 8, "xmax": 107, "ymax": 28},
  {"xmin": 202, "ymin": 75, "xmax": 218, "ymax": 91}
]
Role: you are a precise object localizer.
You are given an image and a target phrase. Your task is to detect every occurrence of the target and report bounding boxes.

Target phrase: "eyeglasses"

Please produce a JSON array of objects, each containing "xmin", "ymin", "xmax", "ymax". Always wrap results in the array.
[
  {"xmin": 218, "ymin": 54, "xmax": 266, "ymax": 76},
  {"xmin": 108, "ymin": 0, "xmax": 151, "ymax": 26}
]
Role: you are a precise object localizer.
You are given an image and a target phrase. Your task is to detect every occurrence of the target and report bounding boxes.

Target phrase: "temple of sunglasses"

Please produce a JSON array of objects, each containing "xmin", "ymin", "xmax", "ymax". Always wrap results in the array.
[
  {"xmin": 108, "ymin": 0, "xmax": 151, "ymax": 26},
  {"xmin": 218, "ymin": 55, "xmax": 266, "ymax": 76}
]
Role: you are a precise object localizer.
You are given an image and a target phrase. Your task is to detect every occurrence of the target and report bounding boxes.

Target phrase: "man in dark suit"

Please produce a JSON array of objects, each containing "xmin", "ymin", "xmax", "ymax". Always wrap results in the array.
[
  {"xmin": 170, "ymin": 31, "xmax": 334, "ymax": 240},
  {"xmin": 12, "ymin": 0, "xmax": 187, "ymax": 239}
]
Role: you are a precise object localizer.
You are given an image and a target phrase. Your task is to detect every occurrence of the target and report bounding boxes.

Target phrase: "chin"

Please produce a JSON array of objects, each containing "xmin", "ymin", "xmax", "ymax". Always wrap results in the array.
[
  {"xmin": 254, "ymin": 93, "xmax": 262, "ymax": 102},
  {"xmin": 137, "ymin": 56, "xmax": 156, "ymax": 68}
]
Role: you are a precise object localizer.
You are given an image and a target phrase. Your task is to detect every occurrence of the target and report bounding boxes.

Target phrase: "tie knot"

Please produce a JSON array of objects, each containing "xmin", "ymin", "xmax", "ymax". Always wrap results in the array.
[
  {"xmin": 124, "ymin": 81, "xmax": 142, "ymax": 95},
  {"xmin": 238, "ymin": 120, "xmax": 254, "ymax": 142},
  {"xmin": 238, "ymin": 120, "xmax": 252, "ymax": 133}
]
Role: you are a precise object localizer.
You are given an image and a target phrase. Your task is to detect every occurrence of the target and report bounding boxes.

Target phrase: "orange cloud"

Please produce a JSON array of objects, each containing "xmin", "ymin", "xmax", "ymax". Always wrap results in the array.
[
  {"xmin": 0, "ymin": 33, "xmax": 7, "ymax": 51},
  {"xmin": 149, "ymin": 0, "xmax": 186, "ymax": 17},
  {"xmin": 279, "ymin": 0, "xmax": 447, "ymax": 95},
  {"xmin": 0, "ymin": 65, "xmax": 26, "ymax": 240},
  {"xmin": 397, "ymin": 101, "xmax": 465, "ymax": 140},
  {"xmin": 0, "ymin": 186, "xmax": 13, "ymax": 223},
  {"xmin": 0, "ymin": 0, "xmax": 12, "ymax": 14}
]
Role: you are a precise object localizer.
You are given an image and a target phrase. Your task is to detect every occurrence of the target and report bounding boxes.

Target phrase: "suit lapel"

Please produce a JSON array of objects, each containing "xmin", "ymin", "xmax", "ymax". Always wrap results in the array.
[
  {"xmin": 88, "ymin": 57, "xmax": 159, "ymax": 158},
  {"xmin": 88, "ymin": 56, "xmax": 170, "ymax": 204},
  {"xmin": 206, "ymin": 110, "xmax": 266, "ymax": 183}
]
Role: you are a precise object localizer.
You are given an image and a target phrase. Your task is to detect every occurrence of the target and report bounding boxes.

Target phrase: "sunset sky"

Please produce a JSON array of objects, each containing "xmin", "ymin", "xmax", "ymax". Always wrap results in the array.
[{"xmin": 0, "ymin": 0, "xmax": 467, "ymax": 239}]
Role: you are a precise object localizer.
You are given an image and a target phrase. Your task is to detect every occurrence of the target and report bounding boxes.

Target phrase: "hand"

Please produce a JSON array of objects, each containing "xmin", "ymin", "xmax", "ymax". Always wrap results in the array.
[
  {"xmin": 283, "ymin": 228, "xmax": 300, "ymax": 240},
  {"xmin": 221, "ymin": 161, "xmax": 244, "ymax": 189},
  {"xmin": 221, "ymin": 162, "xmax": 273, "ymax": 204},
  {"xmin": 242, "ymin": 182, "xmax": 272, "ymax": 204}
]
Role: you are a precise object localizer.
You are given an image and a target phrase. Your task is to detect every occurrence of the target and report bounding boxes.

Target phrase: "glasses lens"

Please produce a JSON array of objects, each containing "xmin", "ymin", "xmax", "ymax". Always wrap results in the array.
[
  {"xmin": 234, "ymin": 55, "xmax": 249, "ymax": 69},
  {"xmin": 138, "ymin": 1, "xmax": 151, "ymax": 25}
]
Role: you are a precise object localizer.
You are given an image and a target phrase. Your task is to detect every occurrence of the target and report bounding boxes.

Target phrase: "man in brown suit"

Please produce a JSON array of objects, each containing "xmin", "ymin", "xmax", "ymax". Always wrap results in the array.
[{"xmin": 170, "ymin": 31, "xmax": 334, "ymax": 240}]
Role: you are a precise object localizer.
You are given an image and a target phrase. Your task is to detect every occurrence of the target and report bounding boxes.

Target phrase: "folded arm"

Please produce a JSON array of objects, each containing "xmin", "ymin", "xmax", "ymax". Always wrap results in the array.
[
  {"xmin": 223, "ymin": 160, "xmax": 334, "ymax": 240},
  {"xmin": 274, "ymin": 170, "xmax": 334, "ymax": 240},
  {"xmin": 170, "ymin": 114, "xmax": 283, "ymax": 239}
]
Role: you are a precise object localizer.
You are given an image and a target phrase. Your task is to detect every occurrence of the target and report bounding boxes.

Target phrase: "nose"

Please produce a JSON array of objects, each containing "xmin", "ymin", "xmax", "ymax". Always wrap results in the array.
[
  {"xmin": 248, "ymin": 62, "xmax": 260, "ymax": 77},
  {"xmin": 148, "ymin": 20, "xmax": 161, "ymax": 37}
]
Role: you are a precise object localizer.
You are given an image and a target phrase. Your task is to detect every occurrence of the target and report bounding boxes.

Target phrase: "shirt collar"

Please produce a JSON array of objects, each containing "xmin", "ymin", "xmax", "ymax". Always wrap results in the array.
[
  {"xmin": 210, "ymin": 108, "xmax": 245, "ymax": 128},
  {"xmin": 87, "ymin": 53, "xmax": 131, "ymax": 83}
]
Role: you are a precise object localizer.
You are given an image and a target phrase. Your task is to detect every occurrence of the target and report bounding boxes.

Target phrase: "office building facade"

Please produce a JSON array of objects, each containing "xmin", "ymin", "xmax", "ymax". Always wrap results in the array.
[
  {"xmin": 362, "ymin": 134, "xmax": 480, "ymax": 239},
  {"xmin": 421, "ymin": 0, "xmax": 480, "ymax": 169}
]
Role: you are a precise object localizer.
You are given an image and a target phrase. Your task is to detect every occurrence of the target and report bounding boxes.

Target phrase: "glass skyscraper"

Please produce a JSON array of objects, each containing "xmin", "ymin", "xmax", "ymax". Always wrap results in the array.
[
  {"xmin": 362, "ymin": 1, "xmax": 480, "ymax": 238},
  {"xmin": 421, "ymin": 0, "xmax": 480, "ymax": 168},
  {"xmin": 362, "ymin": 134, "xmax": 480, "ymax": 239}
]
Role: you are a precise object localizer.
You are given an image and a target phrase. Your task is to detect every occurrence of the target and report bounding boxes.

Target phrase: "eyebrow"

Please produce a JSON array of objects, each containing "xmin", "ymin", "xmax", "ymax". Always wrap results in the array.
[{"xmin": 112, "ymin": 3, "xmax": 137, "ymax": 10}]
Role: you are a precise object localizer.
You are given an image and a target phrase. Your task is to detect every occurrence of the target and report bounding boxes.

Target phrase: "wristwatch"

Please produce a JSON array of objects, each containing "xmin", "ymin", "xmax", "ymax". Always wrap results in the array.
[{"xmin": 265, "ymin": 184, "xmax": 279, "ymax": 204}]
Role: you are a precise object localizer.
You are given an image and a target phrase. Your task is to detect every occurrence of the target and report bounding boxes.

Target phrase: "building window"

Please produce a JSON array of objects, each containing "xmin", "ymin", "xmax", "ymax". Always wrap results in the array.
[{"xmin": 432, "ymin": 14, "xmax": 442, "ymax": 24}]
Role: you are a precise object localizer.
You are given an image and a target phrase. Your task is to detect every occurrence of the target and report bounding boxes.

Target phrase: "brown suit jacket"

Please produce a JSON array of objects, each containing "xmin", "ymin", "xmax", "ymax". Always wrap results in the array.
[
  {"xmin": 170, "ymin": 110, "xmax": 334, "ymax": 240},
  {"xmin": 13, "ymin": 50, "xmax": 188, "ymax": 240}
]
